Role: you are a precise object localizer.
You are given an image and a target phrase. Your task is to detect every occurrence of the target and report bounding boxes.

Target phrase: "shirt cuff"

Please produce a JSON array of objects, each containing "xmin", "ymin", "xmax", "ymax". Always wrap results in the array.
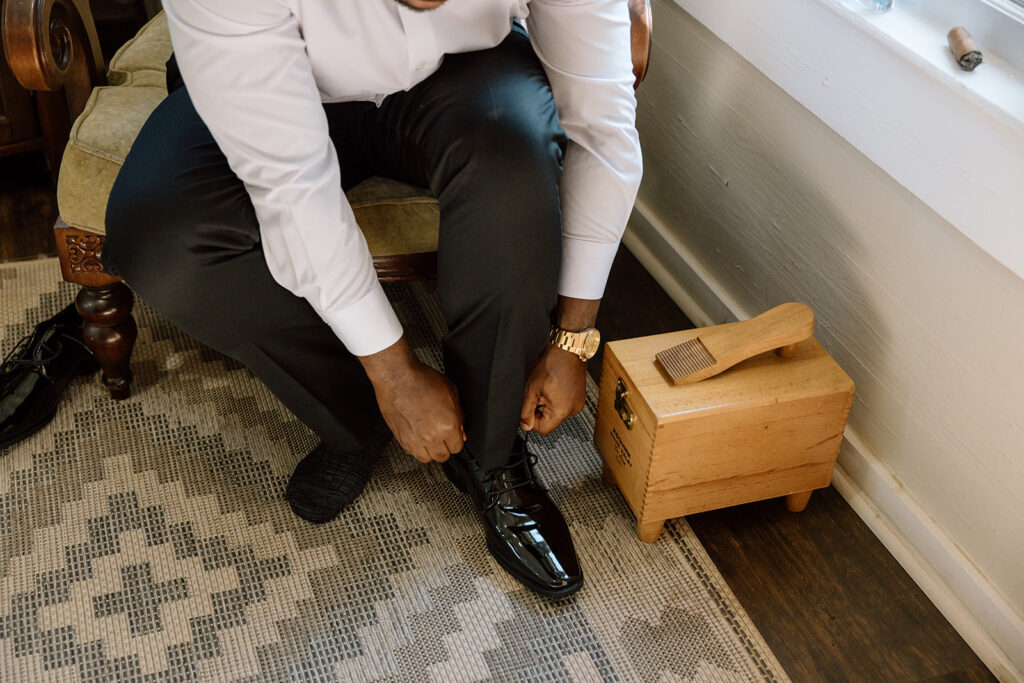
[
  {"xmin": 557, "ymin": 236, "xmax": 621, "ymax": 300},
  {"xmin": 320, "ymin": 281, "xmax": 404, "ymax": 356}
]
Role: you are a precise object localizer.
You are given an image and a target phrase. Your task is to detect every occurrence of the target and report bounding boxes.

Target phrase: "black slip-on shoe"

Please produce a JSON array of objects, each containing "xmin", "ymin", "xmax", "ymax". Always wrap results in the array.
[
  {"xmin": 286, "ymin": 421, "xmax": 393, "ymax": 523},
  {"xmin": 443, "ymin": 436, "xmax": 583, "ymax": 598},
  {"xmin": 1, "ymin": 304, "xmax": 98, "ymax": 451}
]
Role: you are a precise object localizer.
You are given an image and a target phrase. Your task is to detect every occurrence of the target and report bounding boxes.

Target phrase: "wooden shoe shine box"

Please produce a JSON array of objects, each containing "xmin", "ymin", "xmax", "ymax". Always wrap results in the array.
[{"xmin": 595, "ymin": 326, "xmax": 854, "ymax": 542}]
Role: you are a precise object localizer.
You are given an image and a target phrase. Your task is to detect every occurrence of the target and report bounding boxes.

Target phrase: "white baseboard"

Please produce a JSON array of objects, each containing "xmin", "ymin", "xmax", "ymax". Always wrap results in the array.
[{"xmin": 625, "ymin": 201, "xmax": 1024, "ymax": 682}]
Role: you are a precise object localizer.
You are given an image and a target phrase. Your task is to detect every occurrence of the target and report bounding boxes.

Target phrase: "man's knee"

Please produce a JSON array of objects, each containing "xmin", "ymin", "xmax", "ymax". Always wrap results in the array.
[
  {"xmin": 436, "ymin": 101, "xmax": 565, "ymax": 310},
  {"xmin": 440, "ymin": 101, "xmax": 566, "ymax": 242},
  {"xmin": 103, "ymin": 88, "xmax": 253, "ymax": 285},
  {"xmin": 104, "ymin": 163, "xmax": 256, "ymax": 295},
  {"xmin": 465, "ymin": 115, "xmax": 562, "ymax": 176},
  {"xmin": 103, "ymin": 171, "xmax": 170, "ymax": 283}
]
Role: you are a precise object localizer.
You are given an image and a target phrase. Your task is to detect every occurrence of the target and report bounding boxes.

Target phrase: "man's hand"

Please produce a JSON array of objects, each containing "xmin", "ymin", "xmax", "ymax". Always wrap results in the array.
[
  {"xmin": 520, "ymin": 344, "xmax": 588, "ymax": 436},
  {"xmin": 359, "ymin": 337, "xmax": 465, "ymax": 463},
  {"xmin": 520, "ymin": 295, "xmax": 600, "ymax": 436}
]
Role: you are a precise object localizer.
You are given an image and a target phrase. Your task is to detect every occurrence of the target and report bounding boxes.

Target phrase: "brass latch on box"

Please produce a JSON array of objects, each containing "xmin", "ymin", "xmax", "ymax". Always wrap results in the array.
[{"xmin": 615, "ymin": 378, "xmax": 635, "ymax": 430}]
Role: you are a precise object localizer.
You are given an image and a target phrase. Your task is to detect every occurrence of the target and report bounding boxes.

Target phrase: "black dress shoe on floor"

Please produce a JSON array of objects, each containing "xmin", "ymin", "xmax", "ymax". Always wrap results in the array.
[
  {"xmin": 285, "ymin": 421, "xmax": 393, "ymax": 523},
  {"xmin": 443, "ymin": 436, "xmax": 583, "ymax": 598},
  {"xmin": 1, "ymin": 304, "xmax": 98, "ymax": 451}
]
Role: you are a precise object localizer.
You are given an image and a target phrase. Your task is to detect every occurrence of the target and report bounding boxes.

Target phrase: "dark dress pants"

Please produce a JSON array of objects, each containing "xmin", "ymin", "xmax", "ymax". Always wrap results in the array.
[{"xmin": 102, "ymin": 27, "xmax": 567, "ymax": 469}]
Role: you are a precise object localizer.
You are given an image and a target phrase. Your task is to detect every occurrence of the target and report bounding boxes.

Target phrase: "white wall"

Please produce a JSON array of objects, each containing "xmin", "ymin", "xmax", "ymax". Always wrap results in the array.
[{"xmin": 630, "ymin": 1, "xmax": 1024, "ymax": 677}]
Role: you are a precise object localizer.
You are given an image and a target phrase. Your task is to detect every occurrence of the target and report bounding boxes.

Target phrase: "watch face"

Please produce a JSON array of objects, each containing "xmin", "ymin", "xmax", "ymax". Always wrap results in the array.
[{"xmin": 582, "ymin": 328, "xmax": 601, "ymax": 359}]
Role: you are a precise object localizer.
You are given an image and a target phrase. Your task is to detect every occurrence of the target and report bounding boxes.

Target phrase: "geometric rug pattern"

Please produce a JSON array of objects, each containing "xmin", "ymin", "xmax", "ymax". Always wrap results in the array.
[{"xmin": 0, "ymin": 258, "xmax": 789, "ymax": 681}]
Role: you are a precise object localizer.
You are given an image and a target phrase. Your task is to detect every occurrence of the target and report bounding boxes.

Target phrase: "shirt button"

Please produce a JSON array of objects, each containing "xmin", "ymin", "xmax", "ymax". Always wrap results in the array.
[{"xmin": 416, "ymin": 61, "xmax": 427, "ymax": 70}]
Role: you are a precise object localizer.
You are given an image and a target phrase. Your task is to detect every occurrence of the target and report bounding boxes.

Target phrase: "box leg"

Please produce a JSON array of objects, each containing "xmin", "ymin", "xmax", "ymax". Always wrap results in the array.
[
  {"xmin": 785, "ymin": 490, "xmax": 814, "ymax": 512},
  {"xmin": 776, "ymin": 343, "xmax": 799, "ymax": 358},
  {"xmin": 602, "ymin": 462, "xmax": 616, "ymax": 485},
  {"xmin": 637, "ymin": 519, "xmax": 666, "ymax": 543}
]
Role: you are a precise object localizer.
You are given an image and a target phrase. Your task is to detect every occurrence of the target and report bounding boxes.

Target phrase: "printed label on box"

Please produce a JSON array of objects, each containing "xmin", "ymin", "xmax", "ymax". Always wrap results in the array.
[{"xmin": 610, "ymin": 428, "xmax": 632, "ymax": 468}]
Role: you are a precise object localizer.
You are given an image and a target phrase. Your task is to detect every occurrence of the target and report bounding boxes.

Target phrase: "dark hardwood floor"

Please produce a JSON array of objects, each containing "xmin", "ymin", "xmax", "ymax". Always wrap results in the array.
[
  {"xmin": 0, "ymin": 152, "xmax": 59, "ymax": 261},
  {"xmin": 0, "ymin": 150, "xmax": 994, "ymax": 682}
]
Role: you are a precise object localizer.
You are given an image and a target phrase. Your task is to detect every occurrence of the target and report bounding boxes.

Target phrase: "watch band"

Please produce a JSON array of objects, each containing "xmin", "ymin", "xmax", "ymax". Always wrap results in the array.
[{"xmin": 549, "ymin": 326, "xmax": 601, "ymax": 361}]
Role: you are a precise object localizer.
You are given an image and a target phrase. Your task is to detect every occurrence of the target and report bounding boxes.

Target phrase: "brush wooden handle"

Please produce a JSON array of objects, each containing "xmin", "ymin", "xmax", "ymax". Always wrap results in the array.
[{"xmin": 680, "ymin": 303, "xmax": 814, "ymax": 384}]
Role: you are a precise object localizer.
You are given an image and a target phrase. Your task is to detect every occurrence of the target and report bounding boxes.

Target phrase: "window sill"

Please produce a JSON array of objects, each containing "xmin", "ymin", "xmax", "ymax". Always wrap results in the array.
[{"xmin": 671, "ymin": 0, "xmax": 1024, "ymax": 280}]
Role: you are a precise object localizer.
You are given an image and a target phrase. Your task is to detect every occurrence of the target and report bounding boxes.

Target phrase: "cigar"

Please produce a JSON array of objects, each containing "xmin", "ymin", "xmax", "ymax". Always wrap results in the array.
[{"xmin": 947, "ymin": 27, "xmax": 983, "ymax": 71}]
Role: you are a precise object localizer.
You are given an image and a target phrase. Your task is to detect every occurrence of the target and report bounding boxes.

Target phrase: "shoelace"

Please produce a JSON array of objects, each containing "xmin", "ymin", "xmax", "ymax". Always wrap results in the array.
[
  {"xmin": 0, "ymin": 327, "xmax": 88, "ymax": 387},
  {"xmin": 481, "ymin": 435, "xmax": 546, "ymax": 512}
]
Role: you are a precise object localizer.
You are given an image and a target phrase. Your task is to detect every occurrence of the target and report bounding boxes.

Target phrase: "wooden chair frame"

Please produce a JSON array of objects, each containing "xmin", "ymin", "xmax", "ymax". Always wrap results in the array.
[{"xmin": 2, "ymin": 0, "xmax": 651, "ymax": 400}]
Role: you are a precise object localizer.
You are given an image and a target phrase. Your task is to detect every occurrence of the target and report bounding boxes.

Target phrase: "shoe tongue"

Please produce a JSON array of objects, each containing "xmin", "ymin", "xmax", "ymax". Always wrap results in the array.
[
  {"xmin": 491, "ymin": 454, "xmax": 533, "ymax": 487},
  {"xmin": 496, "ymin": 460, "xmax": 526, "ymax": 483},
  {"xmin": 38, "ymin": 326, "xmax": 58, "ymax": 350}
]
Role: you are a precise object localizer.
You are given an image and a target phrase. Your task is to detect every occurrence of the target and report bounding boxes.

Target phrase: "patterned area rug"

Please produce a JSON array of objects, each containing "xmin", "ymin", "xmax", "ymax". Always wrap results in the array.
[{"xmin": 1, "ymin": 258, "xmax": 788, "ymax": 682}]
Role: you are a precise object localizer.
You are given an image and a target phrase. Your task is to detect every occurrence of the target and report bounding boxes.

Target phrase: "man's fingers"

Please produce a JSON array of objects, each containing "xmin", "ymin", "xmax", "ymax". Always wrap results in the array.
[
  {"xmin": 535, "ymin": 407, "xmax": 570, "ymax": 436},
  {"xmin": 426, "ymin": 443, "xmax": 447, "ymax": 463},
  {"xmin": 519, "ymin": 394, "xmax": 538, "ymax": 431},
  {"xmin": 443, "ymin": 436, "xmax": 462, "ymax": 457},
  {"xmin": 532, "ymin": 407, "xmax": 550, "ymax": 436}
]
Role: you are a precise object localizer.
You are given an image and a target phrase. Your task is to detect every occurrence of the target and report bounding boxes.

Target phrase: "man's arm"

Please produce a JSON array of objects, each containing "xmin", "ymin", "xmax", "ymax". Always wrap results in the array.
[
  {"xmin": 520, "ymin": 296, "xmax": 600, "ymax": 435},
  {"xmin": 360, "ymin": 338, "xmax": 467, "ymax": 463},
  {"xmin": 527, "ymin": 0, "xmax": 643, "ymax": 301},
  {"xmin": 521, "ymin": 0, "xmax": 643, "ymax": 434},
  {"xmin": 165, "ymin": 0, "xmax": 401, "ymax": 356},
  {"xmin": 165, "ymin": 0, "xmax": 464, "ymax": 460}
]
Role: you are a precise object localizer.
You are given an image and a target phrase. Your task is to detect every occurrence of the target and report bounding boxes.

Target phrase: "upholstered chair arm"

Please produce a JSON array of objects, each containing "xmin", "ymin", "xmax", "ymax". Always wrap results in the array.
[{"xmin": 2, "ymin": 0, "xmax": 105, "ymax": 119}]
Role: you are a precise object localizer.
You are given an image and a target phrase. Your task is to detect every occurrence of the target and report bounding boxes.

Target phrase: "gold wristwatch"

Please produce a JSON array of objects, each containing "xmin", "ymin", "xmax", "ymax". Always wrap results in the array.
[{"xmin": 549, "ymin": 326, "xmax": 601, "ymax": 362}]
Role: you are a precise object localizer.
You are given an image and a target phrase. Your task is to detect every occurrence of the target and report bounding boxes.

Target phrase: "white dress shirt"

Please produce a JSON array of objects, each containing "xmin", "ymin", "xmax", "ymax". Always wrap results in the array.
[{"xmin": 163, "ymin": 0, "xmax": 642, "ymax": 356}]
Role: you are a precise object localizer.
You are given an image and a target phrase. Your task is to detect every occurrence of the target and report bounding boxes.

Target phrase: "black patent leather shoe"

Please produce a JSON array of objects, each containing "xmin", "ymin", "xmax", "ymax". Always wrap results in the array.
[
  {"xmin": 1, "ymin": 304, "xmax": 98, "ymax": 451},
  {"xmin": 443, "ymin": 436, "xmax": 583, "ymax": 598}
]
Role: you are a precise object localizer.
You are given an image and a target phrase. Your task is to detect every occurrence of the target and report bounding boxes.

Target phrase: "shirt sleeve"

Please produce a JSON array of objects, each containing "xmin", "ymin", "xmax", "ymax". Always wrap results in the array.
[
  {"xmin": 526, "ymin": 0, "xmax": 643, "ymax": 300},
  {"xmin": 163, "ymin": 0, "xmax": 403, "ymax": 356}
]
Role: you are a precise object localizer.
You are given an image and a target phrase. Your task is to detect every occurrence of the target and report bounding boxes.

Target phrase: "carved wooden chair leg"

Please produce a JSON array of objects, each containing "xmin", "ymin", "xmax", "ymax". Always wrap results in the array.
[
  {"xmin": 55, "ymin": 221, "xmax": 137, "ymax": 400},
  {"xmin": 76, "ymin": 283, "xmax": 136, "ymax": 400}
]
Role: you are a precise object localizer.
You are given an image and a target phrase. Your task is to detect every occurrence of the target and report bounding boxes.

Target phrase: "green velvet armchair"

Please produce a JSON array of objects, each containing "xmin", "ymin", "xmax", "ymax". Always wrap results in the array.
[{"xmin": 1, "ymin": 0, "xmax": 651, "ymax": 400}]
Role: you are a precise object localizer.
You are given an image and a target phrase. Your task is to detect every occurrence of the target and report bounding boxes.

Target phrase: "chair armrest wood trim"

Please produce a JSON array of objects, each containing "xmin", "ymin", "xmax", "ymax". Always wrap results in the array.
[
  {"xmin": 2, "ymin": 0, "xmax": 105, "ymax": 119},
  {"xmin": 54, "ymin": 218, "xmax": 122, "ymax": 287},
  {"xmin": 373, "ymin": 252, "xmax": 439, "ymax": 283},
  {"xmin": 629, "ymin": 0, "xmax": 652, "ymax": 90}
]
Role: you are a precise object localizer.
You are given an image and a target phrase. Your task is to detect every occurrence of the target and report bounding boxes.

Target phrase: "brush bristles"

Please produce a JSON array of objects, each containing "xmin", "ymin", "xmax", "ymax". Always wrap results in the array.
[{"xmin": 656, "ymin": 337, "xmax": 716, "ymax": 382}]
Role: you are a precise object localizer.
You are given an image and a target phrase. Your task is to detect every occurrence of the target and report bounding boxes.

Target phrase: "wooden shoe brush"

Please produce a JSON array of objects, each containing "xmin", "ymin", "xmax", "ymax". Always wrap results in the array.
[{"xmin": 655, "ymin": 302, "xmax": 815, "ymax": 384}]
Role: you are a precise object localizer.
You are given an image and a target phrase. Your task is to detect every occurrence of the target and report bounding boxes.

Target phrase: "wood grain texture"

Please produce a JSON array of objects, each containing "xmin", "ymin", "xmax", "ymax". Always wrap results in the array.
[
  {"xmin": 1, "ymin": 0, "xmax": 136, "ymax": 183},
  {"xmin": 49, "ymin": 218, "xmax": 138, "ymax": 399},
  {"xmin": 0, "ymin": 152, "xmax": 58, "ymax": 260},
  {"xmin": 784, "ymin": 490, "xmax": 813, "ymax": 512},
  {"xmin": 689, "ymin": 488, "xmax": 997, "ymax": 682},
  {"xmin": 596, "ymin": 329, "xmax": 852, "ymax": 540},
  {"xmin": 2, "ymin": 0, "xmax": 108, "ymax": 185},
  {"xmin": 373, "ymin": 251, "xmax": 438, "ymax": 283},
  {"xmin": 2, "ymin": 0, "xmax": 106, "ymax": 108},
  {"xmin": 657, "ymin": 301, "xmax": 814, "ymax": 384},
  {"xmin": 594, "ymin": 248, "xmax": 994, "ymax": 681},
  {"xmin": 76, "ymin": 279, "xmax": 136, "ymax": 399},
  {"xmin": 54, "ymin": 221, "xmax": 121, "ymax": 287},
  {"xmin": 0, "ymin": 41, "xmax": 40, "ymax": 147},
  {"xmin": 628, "ymin": 0, "xmax": 652, "ymax": 89}
]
